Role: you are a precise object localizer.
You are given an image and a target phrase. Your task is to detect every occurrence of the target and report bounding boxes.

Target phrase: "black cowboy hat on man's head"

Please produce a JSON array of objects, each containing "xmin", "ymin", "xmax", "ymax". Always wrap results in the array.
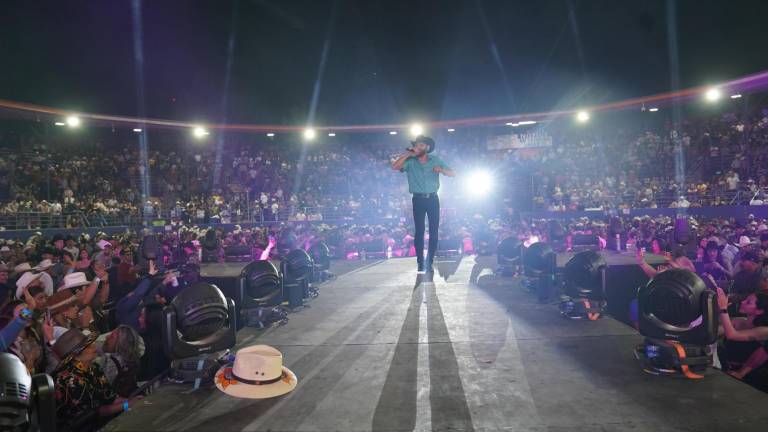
[{"xmin": 410, "ymin": 135, "xmax": 435, "ymax": 153}]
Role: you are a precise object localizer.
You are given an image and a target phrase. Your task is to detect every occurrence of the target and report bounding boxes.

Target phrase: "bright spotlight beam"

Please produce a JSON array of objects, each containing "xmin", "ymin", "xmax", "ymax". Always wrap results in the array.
[
  {"xmin": 66, "ymin": 115, "xmax": 81, "ymax": 128},
  {"xmin": 705, "ymin": 87, "xmax": 721, "ymax": 102},
  {"xmin": 463, "ymin": 170, "xmax": 494, "ymax": 197},
  {"xmin": 303, "ymin": 128, "xmax": 317, "ymax": 141},
  {"xmin": 410, "ymin": 123, "xmax": 424, "ymax": 136},
  {"xmin": 193, "ymin": 126, "xmax": 209, "ymax": 138},
  {"xmin": 576, "ymin": 111, "xmax": 590, "ymax": 123}
]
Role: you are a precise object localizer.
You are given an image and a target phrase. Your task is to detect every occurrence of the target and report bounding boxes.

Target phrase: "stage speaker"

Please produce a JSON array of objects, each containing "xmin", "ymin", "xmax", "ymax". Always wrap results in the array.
[
  {"xmin": 571, "ymin": 234, "xmax": 600, "ymax": 252},
  {"xmin": 224, "ymin": 245, "xmax": 252, "ymax": 262},
  {"xmin": 199, "ymin": 262, "xmax": 283, "ymax": 329},
  {"xmin": 437, "ymin": 238, "xmax": 462, "ymax": 257}
]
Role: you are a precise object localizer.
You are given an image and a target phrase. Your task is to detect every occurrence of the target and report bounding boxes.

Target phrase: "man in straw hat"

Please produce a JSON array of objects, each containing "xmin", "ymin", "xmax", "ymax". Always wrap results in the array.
[{"xmin": 52, "ymin": 329, "xmax": 142, "ymax": 429}]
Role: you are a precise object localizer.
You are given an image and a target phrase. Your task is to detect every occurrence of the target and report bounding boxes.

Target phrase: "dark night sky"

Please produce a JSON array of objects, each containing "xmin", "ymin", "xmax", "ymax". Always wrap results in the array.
[{"xmin": 1, "ymin": 0, "xmax": 767, "ymax": 126}]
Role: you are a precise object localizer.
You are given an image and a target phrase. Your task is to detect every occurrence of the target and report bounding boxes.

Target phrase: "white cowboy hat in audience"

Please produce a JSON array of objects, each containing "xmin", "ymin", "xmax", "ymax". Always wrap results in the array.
[
  {"xmin": 15, "ymin": 272, "xmax": 43, "ymax": 299},
  {"xmin": 736, "ymin": 236, "xmax": 756, "ymax": 248},
  {"xmin": 13, "ymin": 263, "xmax": 32, "ymax": 274},
  {"xmin": 0, "ymin": 246, "xmax": 10, "ymax": 253},
  {"xmin": 96, "ymin": 239, "xmax": 112, "ymax": 250},
  {"xmin": 33, "ymin": 259, "xmax": 54, "ymax": 272},
  {"xmin": 214, "ymin": 345, "xmax": 297, "ymax": 399},
  {"xmin": 59, "ymin": 272, "xmax": 92, "ymax": 291}
]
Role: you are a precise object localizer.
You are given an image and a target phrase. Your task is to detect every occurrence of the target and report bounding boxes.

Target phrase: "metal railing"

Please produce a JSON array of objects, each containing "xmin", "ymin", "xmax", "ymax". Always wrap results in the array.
[
  {"xmin": 0, "ymin": 206, "xmax": 406, "ymax": 230},
  {"xmin": 0, "ymin": 211, "xmax": 145, "ymax": 230}
]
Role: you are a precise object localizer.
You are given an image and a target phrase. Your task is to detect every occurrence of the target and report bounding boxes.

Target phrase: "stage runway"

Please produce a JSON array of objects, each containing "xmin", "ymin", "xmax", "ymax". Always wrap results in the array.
[{"xmin": 108, "ymin": 256, "xmax": 768, "ymax": 431}]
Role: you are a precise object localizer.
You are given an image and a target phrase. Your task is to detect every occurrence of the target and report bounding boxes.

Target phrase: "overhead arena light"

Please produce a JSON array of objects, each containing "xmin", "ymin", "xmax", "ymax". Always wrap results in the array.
[
  {"xmin": 576, "ymin": 111, "xmax": 590, "ymax": 123},
  {"xmin": 705, "ymin": 87, "xmax": 721, "ymax": 102},
  {"xmin": 464, "ymin": 170, "xmax": 493, "ymax": 197},
  {"xmin": 133, "ymin": 128, "xmax": 142, "ymax": 133},
  {"xmin": 447, "ymin": 128, "xmax": 455, "ymax": 132},
  {"xmin": 649, "ymin": 108, "xmax": 659, "ymax": 112},
  {"xmin": 266, "ymin": 133, "xmax": 275, "ymax": 137},
  {"xmin": 389, "ymin": 131, "xmax": 398, "ymax": 135},
  {"xmin": 193, "ymin": 126, "xmax": 209, "ymax": 138},
  {"xmin": 410, "ymin": 123, "xmax": 424, "ymax": 136},
  {"xmin": 730, "ymin": 94, "xmax": 742, "ymax": 99},
  {"xmin": 303, "ymin": 128, "xmax": 317, "ymax": 141},
  {"xmin": 518, "ymin": 120, "xmax": 537, "ymax": 125},
  {"xmin": 54, "ymin": 122, "xmax": 65, "ymax": 126},
  {"xmin": 327, "ymin": 132, "xmax": 336, "ymax": 137},
  {"xmin": 66, "ymin": 115, "xmax": 81, "ymax": 128}
]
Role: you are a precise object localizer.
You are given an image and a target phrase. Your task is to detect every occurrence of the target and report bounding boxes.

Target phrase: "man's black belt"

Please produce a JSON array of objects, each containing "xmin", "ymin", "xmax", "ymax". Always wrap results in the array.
[{"xmin": 412, "ymin": 193, "xmax": 438, "ymax": 199}]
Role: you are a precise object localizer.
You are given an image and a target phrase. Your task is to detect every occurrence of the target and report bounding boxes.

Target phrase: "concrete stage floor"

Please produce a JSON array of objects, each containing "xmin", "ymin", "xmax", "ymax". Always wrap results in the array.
[{"xmin": 108, "ymin": 256, "xmax": 768, "ymax": 431}]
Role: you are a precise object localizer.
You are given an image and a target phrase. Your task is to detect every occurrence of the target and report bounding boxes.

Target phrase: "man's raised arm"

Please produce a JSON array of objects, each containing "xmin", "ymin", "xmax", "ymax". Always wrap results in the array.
[{"xmin": 392, "ymin": 151, "xmax": 413, "ymax": 171}]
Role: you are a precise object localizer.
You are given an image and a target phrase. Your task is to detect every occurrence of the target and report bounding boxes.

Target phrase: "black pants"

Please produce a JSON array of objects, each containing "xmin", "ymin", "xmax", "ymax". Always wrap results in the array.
[{"xmin": 412, "ymin": 195, "xmax": 440, "ymax": 265}]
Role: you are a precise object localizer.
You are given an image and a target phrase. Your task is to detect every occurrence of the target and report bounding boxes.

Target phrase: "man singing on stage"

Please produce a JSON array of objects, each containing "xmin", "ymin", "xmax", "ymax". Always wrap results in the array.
[{"xmin": 392, "ymin": 135, "xmax": 455, "ymax": 273}]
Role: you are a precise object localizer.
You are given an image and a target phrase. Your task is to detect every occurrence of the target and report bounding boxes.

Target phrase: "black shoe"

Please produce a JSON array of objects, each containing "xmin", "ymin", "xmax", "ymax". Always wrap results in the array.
[{"xmin": 417, "ymin": 262, "xmax": 425, "ymax": 273}]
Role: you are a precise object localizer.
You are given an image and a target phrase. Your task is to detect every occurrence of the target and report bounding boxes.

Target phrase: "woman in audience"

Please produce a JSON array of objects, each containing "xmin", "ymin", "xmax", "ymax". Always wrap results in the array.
[
  {"xmin": 75, "ymin": 248, "xmax": 92, "ymax": 271},
  {"xmin": 700, "ymin": 240, "xmax": 733, "ymax": 280},
  {"xmin": 52, "ymin": 328, "xmax": 142, "ymax": 431},
  {"xmin": 99, "ymin": 325, "xmax": 145, "ymax": 397},
  {"xmin": 716, "ymin": 289, "xmax": 768, "ymax": 372}
]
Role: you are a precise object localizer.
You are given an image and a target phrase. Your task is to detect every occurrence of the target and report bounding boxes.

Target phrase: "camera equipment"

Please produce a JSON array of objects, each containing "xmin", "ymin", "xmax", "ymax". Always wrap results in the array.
[
  {"xmin": 141, "ymin": 234, "xmax": 160, "ymax": 261},
  {"xmin": 634, "ymin": 269, "xmax": 718, "ymax": 379},
  {"xmin": 0, "ymin": 353, "xmax": 56, "ymax": 432},
  {"xmin": 560, "ymin": 251, "xmax": 607, "ymax": 320}
]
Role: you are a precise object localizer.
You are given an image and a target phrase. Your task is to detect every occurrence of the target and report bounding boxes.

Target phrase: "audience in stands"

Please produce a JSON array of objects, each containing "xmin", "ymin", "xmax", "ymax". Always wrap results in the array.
[{"xmin": 3, "ymin": 105, "xmax": 768, "ymax": 428}]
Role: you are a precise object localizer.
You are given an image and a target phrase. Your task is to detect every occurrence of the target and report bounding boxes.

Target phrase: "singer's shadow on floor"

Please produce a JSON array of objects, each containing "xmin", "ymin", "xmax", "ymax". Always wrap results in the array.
[{"xmin": 434, "ymin": 254, "xmax": 462, "ymax": 282}]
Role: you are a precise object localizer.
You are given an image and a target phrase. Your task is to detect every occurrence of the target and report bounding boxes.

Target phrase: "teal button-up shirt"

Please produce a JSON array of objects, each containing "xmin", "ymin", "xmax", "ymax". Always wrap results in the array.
[{"xmin": 401, "ymin": 154, "xmax": 450, "ymax": 194}]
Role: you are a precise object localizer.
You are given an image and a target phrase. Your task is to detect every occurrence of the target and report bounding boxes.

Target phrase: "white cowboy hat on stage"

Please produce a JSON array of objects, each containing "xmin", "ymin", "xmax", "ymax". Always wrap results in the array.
[{"xmin": 215, "ymin": 345, "xmax": 297, "ymax": 399}]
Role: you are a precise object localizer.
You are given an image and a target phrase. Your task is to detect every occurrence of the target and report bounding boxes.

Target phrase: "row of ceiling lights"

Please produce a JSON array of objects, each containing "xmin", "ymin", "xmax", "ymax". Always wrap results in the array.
[{"xmin": 49, "ymin": 87, "xmax": 745, "ymax": 139}]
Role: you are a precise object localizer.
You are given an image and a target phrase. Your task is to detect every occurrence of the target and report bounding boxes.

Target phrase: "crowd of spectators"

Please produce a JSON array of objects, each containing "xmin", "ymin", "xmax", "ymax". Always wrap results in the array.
[
  {"xmin": 2, "ymin": 106, "xmax": 768, "ymax": 230},
  {"xmin": 523, "ymin": 109, "xmax": 768, "ymax": 211},
  {"xmin": 2, "ymin": 207, "xmax": 768, "ymax": 429},
  {"xmin": 0, "ymin": 140, "xmax": 415, "ymax": 228}
]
